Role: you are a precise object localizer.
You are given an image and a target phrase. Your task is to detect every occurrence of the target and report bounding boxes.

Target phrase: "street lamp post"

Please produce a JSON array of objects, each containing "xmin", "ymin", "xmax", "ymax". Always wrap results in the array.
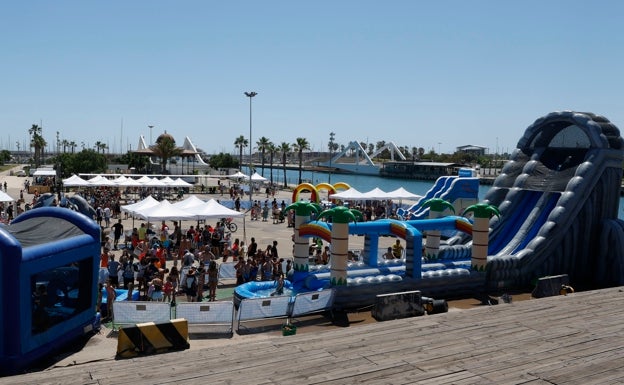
[
  {"xmin": 244, "ymin": 91, "xmax": 257, "ymax": 206},
  {"xmin": 328, "ymin": 132, "xmax": 335, "ymax": 184},
  {"xmin": 148, "ymin": 125, "xmax": 154, "ymax": 145}
]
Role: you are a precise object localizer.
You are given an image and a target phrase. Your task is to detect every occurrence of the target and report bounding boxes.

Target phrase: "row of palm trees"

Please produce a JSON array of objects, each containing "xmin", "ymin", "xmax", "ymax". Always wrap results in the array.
[
  {"xmin": 28, "ymin": 124, "xmax": 112, "ymax": 169},
  {"xmin": 234, "ymin": 135, "xmax": 311, "ymax": 187}
]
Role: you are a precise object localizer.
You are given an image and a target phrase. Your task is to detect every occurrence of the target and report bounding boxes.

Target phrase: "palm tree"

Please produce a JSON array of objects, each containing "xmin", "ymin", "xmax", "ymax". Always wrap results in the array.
[
  {"xmin": 151, "ymin": 134, "xmax": 182, "ymax": 174},
  {"xmin": 463, "ymin": 203, "xmax": 500, "ymax": 271},
  {"xmin": 316, "ymin": 206, "xmax": 363, "ymax": 286},
  {"xmin": 279, "ymin": 142, "xmax": 291, "ymax": 188},
  {"xmin": 422, "ymin": 198, "xmax": 455, "ymax": 260},
  {"xmin": 292, "ymin": 137, "xmax": 310, "ymax": 184},
  {"xmin": 69, "ymin": 141, "xmax": 77, "ymax": 153},
  {"xmin": 28, "ymin": 124, "xmax": 46, "ymax": 167},
  {"xmin": 256, "ymin": 136, "xmax": 271, "ymax": 177},
  {"xmin": 267, "ymin": 143, "xmax": 278, "ymax": 186},
  {"xmin": 234, "ymin": 135, "xmax": 248, "ymax": 171},
  {"xmin": 284, "ymin": 201, "xmax": 321, "ymax": 272}
]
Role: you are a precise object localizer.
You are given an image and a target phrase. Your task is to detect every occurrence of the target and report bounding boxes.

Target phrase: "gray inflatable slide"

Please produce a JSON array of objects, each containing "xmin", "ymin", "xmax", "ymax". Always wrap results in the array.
[{"xmin": 452, "ymin": 111, "xmax": 624, "ymax": 291}]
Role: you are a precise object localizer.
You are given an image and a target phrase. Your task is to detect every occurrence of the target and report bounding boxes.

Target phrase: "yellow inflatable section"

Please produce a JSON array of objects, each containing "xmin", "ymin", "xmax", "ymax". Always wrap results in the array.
[
  {"xmin": 292, "ymin": 183, "xmax": 319, "ymax": 203},
  {"xmin": 292, "ymin": 182, "xmax": 352, "ymax": 203}
]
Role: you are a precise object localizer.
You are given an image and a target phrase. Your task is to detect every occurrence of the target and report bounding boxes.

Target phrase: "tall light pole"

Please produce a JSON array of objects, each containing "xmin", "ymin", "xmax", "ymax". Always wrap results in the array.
[
  {"xmin": 244, "ymin": 91, "xmax": 257, "ymax": 206},
  {"xmin": 148, "ymin": 125, "xmax": 154, "ymax": 145},
  {"xmin": 328, "ymin": 132, "xmax": 335, "ymax": 184}
]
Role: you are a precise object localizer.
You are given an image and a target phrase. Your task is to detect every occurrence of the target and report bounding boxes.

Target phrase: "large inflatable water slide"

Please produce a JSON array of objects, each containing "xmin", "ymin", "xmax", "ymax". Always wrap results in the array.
[
  {"xmin": 238, "ymin": 111, "xmax": 624, "ymax": 310},
  {"xmin": 472, "ymin": 110, "xmax": 624, "ymax": 290}
]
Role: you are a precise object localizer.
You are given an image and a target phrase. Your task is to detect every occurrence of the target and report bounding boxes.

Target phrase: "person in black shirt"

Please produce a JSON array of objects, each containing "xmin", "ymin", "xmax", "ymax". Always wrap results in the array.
[
  {"xmin": 247, "ymin": 237, "xmax": 258, "ymax": 259},
  {"xmin": 111, "ymin": 219, "xmax": 124, "ymax": 250}
]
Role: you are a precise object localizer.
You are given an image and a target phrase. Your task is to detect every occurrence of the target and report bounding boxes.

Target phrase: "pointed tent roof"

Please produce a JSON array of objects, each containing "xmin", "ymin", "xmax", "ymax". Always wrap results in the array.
[
  {"xmin": 173, "ymin": 195, "xmax": 206, "ymax": 211},
  {"xmin": 112, "ymin": 175, "xmax": 128, "ymax": 184},
  {"xmin": 143, "ymin": 178, "xmax": 168, "ymax": 187},
  {"xmin": 228, "ymin": 171, "xmax": 249, "ymax": 180},
  {"xmin": 135, "ymin": 200, "xmax": 195, "ymax": 221},
  {"xmin": 361, "ymin": 187, "xmax": 391, "ymax": 200},
  {"xmin": 192, "ymin": 199, "xmax": 245, "ymax": 220},
  {"xmin": 329, "ymin": 187, "xmax": 364, "ymax": 200},
  {"xmin": 120, "ymin": 195, "xmax": 160, "ymax": 215},
  {"xmin": 88, "ymin": 175, "xmax": 116, "ymax": 186},
  {"xmin": 385, "ymin": 187, "xmax": 422, "ymax": 200},
  {"xmin": 63, "ymin": 174, "xmax": 90, "ymax": 187},
  {"xmin": 160, "ymin": 176, "xmax": 176, "ymax": 185},
  {"xmin": 171, "ymin": 178, "xmax": 193, "ymax": 187},
  {"xmin": 250, "ymin": 172, "xmax": 268, "ymax": 182},
  {"xmin": 0, "ymin": 190, "xmax": 14, "ymax": 202},
  {"xmin": 116, "ymin": 177, "xmax": 144, "ymax": 187},
  {"xmin": 136, "ymin": 175, "xmax": 154, "ymax": 184}
]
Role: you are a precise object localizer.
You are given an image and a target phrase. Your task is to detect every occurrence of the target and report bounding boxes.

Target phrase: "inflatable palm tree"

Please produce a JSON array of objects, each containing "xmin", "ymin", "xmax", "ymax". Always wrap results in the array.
[
  {"xmin": 463, "ymin": 203, "xmax": 500, "ymax": 271},
  {"xmin": 284, "ymin": 201, "xmax": 321, "ymax": 272},
  {"xmin": 422, "ymin": 198, "xmax": 455, "ymax": 261},
  {"xmin": 316, "ymin": 206, "xmax": 363, "ymax": 286}
]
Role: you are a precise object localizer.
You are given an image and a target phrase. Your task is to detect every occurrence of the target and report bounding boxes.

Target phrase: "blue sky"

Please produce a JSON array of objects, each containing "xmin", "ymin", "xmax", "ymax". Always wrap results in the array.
[{"xmin": 2, "ymin": 1, "xmax": 623, "ymax": 157}]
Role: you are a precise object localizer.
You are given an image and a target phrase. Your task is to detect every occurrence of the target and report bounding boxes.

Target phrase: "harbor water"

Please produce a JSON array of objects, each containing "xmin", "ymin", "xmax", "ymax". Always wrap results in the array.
[{"xmin": 244, "ymin": 166, "xmax": 624, "ymax": 220}]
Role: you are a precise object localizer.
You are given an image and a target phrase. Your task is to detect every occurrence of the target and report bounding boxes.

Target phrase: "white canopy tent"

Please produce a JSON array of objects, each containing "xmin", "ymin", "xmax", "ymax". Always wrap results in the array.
[
  {"xmin": 143, "ymin": 178, "xmax": 168, "ymax": 188},
  {"xmin": 173, "ymin": 195, "xmax": 206, "ymax": 211},
  {"xmin": 112, "ymin": 175, "xmax": 128, "ymax": 184},
  {"xmin": 228, "ymin": 171, "xmax": 249, "ymax": 180},
  {"xmin": 134, "ymin": 200, "xmax": 196, "ymax": 221},
  {"xmin": 192, "ymin": 199, "xmax": 245, "ymax": 220},
  {"xmin": 361, "ymin": 187, "xmax": 392, "ymax": 200},
  {"xmin": 116, "ymin": 178, "xmax": 144, "ymax": 187},
  {"xmin": 171, "ymin": 178, "xmax": 193, "ymax": 188},
  {"xmin": 62, "ymin": 174, "xmax": 90, "ymax": 187},
  {"xmin": 87, "ymin": 175, "xmax": 116, "ymax": 186},
  {"xmin": 120, "ymin": 195, "xmax": 160, "ymax": 215},
  {"xmin": 136, "ymin": 176, "xmax": 153, "ymax": 184},
  {"xmin": 160, "ymin": 176, "xmax": 176, "ymax": 185},
  {"xmin": 329, "ymin": 187, "xmax": 364, "ymax": 200},
  {"xmin": 385, "ymin": 187, "xmax": 422, "ymax": 200},
  {"xmin": 0, "ymin": 190, "xmax": 15, "ymax": 202},
  {"xmin": 250, "ymin": 172, "xmax": 268, "ymax": 182}
]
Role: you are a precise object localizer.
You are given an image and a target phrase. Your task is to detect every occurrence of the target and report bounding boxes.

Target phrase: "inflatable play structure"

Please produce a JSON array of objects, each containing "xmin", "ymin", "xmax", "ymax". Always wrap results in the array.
[
  {"xmin": 32, "ymin": 192, "xmax": 97, "ymax": 219},
  {"xmin": 0, "ymin": 207, "xmax": 101, "ymax": 375},
  {"xmin": 396, "ymin": 168, "xmax": 479, "ymax": 220},
  {"xmin": 235, "ymin": 111, "xmax": 624, "ymax": 310},
  {"xmin": 457, "ymin": 110, "xmax": 624, "ymax": 290}
]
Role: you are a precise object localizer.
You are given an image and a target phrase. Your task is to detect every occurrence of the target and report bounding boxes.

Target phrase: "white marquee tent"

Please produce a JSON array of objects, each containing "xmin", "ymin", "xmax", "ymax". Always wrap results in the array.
[
  {"xmin": 120, "ymin": 195, "xmax": 160, "ymax": 215},
  {"xmin": 193, "ymin": 198, "xmax": 245, "ymax": 220},
  {"xmin": 250, "ymin": 172, "xmax": 268, "ymax": 182},
  {"xmin": 134, "ymin": 200, "xmax": 196, "ymax": 221},
  {"xmin": 328, "ymin": 187, "xmax": 364, "ymax": 200},
  {"xmin": 62, "ymin": 175, "xmax": 90, "ymax": 187},
  {"xmin": 0, "ymin": 191, "xmax": 14, "ymax": 202}
]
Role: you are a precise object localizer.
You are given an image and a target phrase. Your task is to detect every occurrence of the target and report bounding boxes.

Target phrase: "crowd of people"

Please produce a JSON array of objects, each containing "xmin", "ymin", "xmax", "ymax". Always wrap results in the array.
[
  {"xmin": 97, "ymin": 213, "xmax": 290, "ymax": 321},
  {"xmin": 4, "ymin": 175, "xmax": 408, "ymax": 323}
]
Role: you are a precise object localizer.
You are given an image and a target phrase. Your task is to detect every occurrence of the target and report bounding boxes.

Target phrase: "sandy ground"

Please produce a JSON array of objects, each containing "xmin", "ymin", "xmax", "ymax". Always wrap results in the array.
[{"xmin": 0, "ymin": 165, "xmax": 533, "ymax": 373}]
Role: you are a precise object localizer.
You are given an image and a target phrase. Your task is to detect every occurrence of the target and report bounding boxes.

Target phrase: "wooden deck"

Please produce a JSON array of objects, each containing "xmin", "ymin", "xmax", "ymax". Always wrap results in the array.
[{"xmin": 3, "ymin": 286, "xmax": 624, "ymax": 384}]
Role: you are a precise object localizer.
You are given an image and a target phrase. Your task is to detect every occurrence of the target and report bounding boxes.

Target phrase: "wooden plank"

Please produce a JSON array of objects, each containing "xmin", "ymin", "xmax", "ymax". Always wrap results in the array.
[{"xmin": 6, "ymin": 287, "xmax": 624, "ymax": 385}]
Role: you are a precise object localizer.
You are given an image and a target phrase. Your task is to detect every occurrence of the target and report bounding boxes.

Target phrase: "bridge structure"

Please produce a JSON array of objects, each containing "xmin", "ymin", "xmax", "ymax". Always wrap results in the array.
[{"xmin": 318, "ymin": 140, "xmax": 406, "ymax": 175}]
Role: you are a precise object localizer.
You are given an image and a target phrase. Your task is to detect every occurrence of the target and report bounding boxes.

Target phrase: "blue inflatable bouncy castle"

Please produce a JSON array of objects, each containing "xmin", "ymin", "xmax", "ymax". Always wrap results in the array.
[{"xmin": 0, "ymin": 207, "xmax": 101, "ymax": 375}]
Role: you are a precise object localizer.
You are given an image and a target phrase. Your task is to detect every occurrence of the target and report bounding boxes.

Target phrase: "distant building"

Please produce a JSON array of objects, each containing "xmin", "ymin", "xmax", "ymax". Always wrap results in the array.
[
  {"xmin": 380, "ymin": 161, "xmax": 466, "ymax": 180},
  {"xmin": 456, "ymin": 145, "xmax": 487, "ymax": 156}
]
